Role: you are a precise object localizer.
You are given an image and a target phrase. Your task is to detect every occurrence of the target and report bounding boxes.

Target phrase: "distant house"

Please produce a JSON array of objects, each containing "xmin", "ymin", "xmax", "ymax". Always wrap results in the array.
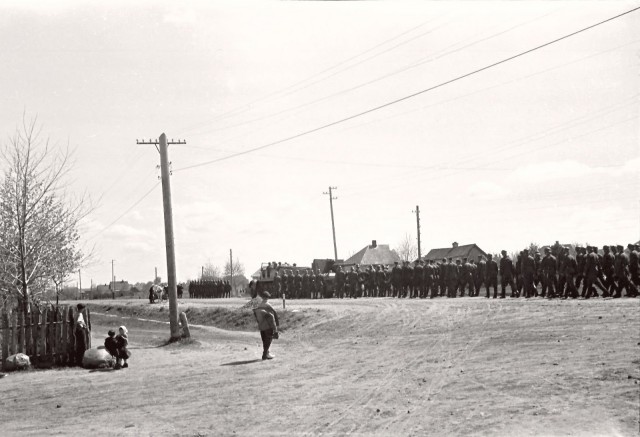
[
  {"xmin": 423, "ymin": 242, "xmax": 487, "ymax": 262},
  {"xmin": 312, "ymin": 259, "xmax": 344, "ymax": 274},
  {"xmin": 340, "ymin": 240, "xmax": 401, "ymax": 267}
]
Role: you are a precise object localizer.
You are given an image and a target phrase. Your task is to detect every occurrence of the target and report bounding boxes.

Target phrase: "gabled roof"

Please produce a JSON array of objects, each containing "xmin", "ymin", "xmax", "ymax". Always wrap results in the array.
[
  {"xmin": 343, "ymin": 243, "xmax": 401, "ymax": 266},
  {"xmin": 424, "ymin": 244, "xmax": 486, "ymax": 261}
]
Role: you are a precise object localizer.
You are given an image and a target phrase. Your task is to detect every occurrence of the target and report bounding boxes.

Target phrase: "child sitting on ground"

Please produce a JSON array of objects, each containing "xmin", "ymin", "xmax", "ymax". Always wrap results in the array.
[
  {"xmin": 115, "ymin": 325, "xmax": 131, "ymax": 369},
  {"xmin": 104, "ymin": 329, "xmax": 119, "ymax": 367}
]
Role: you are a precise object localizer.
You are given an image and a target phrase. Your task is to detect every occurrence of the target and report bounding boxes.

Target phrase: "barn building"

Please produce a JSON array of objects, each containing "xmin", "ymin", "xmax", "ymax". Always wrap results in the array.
[{"xmin": 423, "ymin": 242, "xmax": 488, "ymax": 262}]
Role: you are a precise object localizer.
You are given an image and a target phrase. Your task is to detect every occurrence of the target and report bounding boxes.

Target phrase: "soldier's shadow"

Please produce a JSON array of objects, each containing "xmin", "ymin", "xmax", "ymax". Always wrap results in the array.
[{"xmin": 220, "ymin": 359, "xmax": 262, "ymax": 366}]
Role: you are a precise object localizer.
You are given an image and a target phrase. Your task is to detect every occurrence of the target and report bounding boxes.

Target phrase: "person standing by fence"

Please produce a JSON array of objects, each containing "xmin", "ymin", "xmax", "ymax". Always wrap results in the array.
[{"xmin": 73, "ymin": 303, "xmax": 91, "ymax": 366}]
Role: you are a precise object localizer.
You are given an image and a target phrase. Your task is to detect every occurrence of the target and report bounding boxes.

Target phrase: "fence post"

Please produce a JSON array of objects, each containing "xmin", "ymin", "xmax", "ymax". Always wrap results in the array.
[
  {"xmin": 25, "ymin": 311, "xmax": 32, "ymax": 357},
  {"xmin": 56, "ymin": 306, "xmax": 64, "ymax": 365},
  {"xmin": 17, "ymin": 311, "xmax": 25, "ymax": 354},
  {"xmin": 10, "ymin": 309, "xmax": 17, "ymax": 356},
  {"xmin": 40, "ymin": 308, "xmax": 48, "ymax": 363},
  {"xmin": 1, "ymin": 311, "xmax": 9, "ymax": 370}
]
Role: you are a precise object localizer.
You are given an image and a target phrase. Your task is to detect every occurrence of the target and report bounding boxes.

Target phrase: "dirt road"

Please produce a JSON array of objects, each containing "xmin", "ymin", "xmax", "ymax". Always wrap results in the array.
[{"xmin": 1, "ymin": 297, "xmax": 638, "ymax": 436}]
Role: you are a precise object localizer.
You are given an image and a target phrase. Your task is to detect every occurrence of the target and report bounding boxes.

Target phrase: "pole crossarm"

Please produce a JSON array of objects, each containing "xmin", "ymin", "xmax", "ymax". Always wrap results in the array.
[{"xmin": 323, "ymin": 186, "xmax": 339, "ymax": 260}]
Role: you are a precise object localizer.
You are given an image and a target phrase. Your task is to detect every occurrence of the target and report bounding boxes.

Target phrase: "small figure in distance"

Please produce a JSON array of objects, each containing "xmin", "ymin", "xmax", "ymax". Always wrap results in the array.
[
  {"xmin": 104, "ymin": 329, "xmax": 119, "ymax": 368},
  {"xmin": 115, "ymin": 326, "xmax": 131, "ymax": 369}
]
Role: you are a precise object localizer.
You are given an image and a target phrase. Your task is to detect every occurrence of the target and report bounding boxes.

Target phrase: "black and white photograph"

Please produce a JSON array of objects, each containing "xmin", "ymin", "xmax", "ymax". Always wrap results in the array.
[{"xmin": 0, "ymin": 1, "xmax": 638, "ymax": 436}]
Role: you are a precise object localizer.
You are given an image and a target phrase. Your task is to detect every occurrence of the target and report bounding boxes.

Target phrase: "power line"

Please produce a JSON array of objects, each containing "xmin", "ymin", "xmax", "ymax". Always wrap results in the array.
[
  {"xmin": 86, "ymin": 182, "xmax": 160, "ymax": 241},
  {"xmin": 174, "ymin": 6, "xmax": 639, "ymax": 173}
]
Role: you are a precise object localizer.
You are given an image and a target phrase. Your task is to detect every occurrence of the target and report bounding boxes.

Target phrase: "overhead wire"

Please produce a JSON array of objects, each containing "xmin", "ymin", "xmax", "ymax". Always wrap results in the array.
[
  {"xmin": 173, "ymin": 5, "xmax": 640, "ymax": 173},
  {"xmin": 175, "ymin": 14, "xmax": 449, "ymax": 137}
]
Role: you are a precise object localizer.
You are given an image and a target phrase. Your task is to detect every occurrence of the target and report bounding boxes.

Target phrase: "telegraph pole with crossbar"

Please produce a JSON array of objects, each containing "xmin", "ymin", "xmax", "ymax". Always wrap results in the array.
[
  {"xmin": 323, "ymin": 186, "xmax": 338, "ymax": 261},
  {"xmin": 412, "ymin": 205, "xmax": 422, "ymax": 260},
  {"xmin": 137, "ymin": 134, "xmax": 186, "ymax": 340}
]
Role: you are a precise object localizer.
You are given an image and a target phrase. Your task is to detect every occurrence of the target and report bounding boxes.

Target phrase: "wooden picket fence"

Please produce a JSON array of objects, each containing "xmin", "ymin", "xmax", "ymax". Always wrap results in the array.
[{"xmin": 0, "ymin": 304, "xmax": 91, "ymax": 370}]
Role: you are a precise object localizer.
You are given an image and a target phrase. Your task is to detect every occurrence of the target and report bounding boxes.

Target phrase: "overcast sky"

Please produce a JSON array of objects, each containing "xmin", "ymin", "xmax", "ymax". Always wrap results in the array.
[{"xmin": 0, "ymin": 1, "xmax": 638, "ymax": 287}]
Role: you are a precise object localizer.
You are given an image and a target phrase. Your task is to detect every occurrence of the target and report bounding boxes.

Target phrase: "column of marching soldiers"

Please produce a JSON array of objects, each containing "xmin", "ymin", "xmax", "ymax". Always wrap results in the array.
[
  {"xmin": 266, "ymin": 243, "xmax": 640, "ymax": 300},
  {"xmin": 188, "ymin": 279, "xmax": 232, "ymax": 299}
]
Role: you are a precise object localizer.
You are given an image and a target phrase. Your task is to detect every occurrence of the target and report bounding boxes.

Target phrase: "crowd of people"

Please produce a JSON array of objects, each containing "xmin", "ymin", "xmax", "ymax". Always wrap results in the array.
[
  {"xmin": 188, "ymin": 279, "xmax": 232, "ymax": 299},
  {"xmin": 264, "ymin": 243, "xmax": 639, "ymax": 300}
]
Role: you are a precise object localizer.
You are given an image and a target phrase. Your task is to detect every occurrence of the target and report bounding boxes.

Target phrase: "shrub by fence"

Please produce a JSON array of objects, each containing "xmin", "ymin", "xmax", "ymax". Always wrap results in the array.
[{"xmin": 1, "ymin": 305, "xmax": 91, "ymax": 370}]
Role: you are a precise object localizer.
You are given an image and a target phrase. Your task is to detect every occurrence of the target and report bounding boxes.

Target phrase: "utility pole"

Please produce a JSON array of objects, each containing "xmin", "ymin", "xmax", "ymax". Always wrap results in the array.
[
  {"xmin": 137, "ymin": 134, "xmax": 185, "ymax": 340},
  {"xmin": 111, "ymin": 260, "xmax": 115, "ymax": 300},
  {"xmin": 230, "ymin": 249, "xmax": 233, "ymax": 293},
  {"xmin": 201, "ymin": 266, "xmax": 204, "ymax": 279},
  {"xmin": 155, "ymin": 266, "xmax": 158, "ymax": 283},
  {"xmin": 78, "ymin": 269, "xmax": 82, "ymax": 300},
  {"xmin": 412, "ymin": 205, "xmax": 422, "ymax": 260},
  {"xmin": 323, "ymin": 186, "xmax": 338, "ymax": 260}
]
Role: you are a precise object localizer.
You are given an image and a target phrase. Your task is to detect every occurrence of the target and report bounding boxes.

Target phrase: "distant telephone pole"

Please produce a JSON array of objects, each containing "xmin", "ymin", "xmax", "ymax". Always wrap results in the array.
[
  {"xmin": 323, "ymin": 186, "xmax": 338, "ymax": 260},
  {"xmin": 412, "ymin": 205, "xmax": 422, "ymax": 260},
  {"xmin": 230, "ymin": 249, "xmax": 233, "ymax": 292},
  {"xmin": 137, "ymin": 134, "xmax": 186, "ymax": 340},
  {"xmin": 111, "ymin": 260, "xmax": 115, "ymax": 300}
]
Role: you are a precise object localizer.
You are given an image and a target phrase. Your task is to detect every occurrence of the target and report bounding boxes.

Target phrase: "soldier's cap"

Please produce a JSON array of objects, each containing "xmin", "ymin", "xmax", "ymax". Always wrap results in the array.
[
  {"xmin": 544, "ymin": 247, "xmax": 550, "ymax": 253},
  {"xmin": 628, "ymin": 243, "xmax": 635, "ymax": 248},
  {"xmin": 442, "ymin": 258, "xmax": 447, "ymax": 262},
  {"xmin": 448, "ymin": 257, "xmax": 453, "ymax": 261},
  {"xmin": 463, "ymin": 257, "xmax": 467, "ymax": 261},
  {"xmin": 501, "ymin": 249, "xmax": 507, "ymax": 254},
  {"xmin": 394, "ymin": 261, "xmax": 399, "ymax": 264},
  {"xmin": 616, "ymin": 244, "xmax": 624, "ymax": 250},
  {"xmin": 603, "ymin": 245, "xmax": 609, "ymax": 250},
  {"xmin": 259, "ymin": 290, "xmax": 271, "ymax": 299},
  {"xmin": 456, "ymin": 259, "xmax": 461, "ymax": 263},
  {"xmin": 523, "ymin": 249, "xmax": 529, "ymax": 252}
]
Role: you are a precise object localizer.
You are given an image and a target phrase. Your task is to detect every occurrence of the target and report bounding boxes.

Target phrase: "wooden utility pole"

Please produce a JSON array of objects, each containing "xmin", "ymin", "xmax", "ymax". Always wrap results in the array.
[
  {"xmin": 230, "ymin": 249, "xmax": 233, "ymax": 293},
  {"xmin": 137, "ymin": 134, "xmax": 186, "ymax": 340},
  {"xmin": 155, "ymin": 266, "xmax": 158, "ymax": 283},
  {"xmin": 413, "ymin": 205, "xmax": 422, "ymax": 260},
  {"xmin": 78, "ymin": 269, "xmax": 82, "ymax": 300},
  {"xmin": 323, "ymin": 186, "xmax": 338, "ymax": 260},
  {"xmin": 111, "ymin": 260, "xmax": 115, "ymax": 299}
]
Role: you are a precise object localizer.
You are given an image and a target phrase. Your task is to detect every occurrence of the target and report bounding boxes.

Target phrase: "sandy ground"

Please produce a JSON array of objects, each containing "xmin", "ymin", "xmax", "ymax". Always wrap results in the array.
[{"xmin": 1, "ymin": 297, "xmax": 639, "ymax": 437}]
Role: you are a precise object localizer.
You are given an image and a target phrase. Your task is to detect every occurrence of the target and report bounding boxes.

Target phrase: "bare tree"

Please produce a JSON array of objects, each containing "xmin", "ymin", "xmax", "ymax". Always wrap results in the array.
[
  {"xmin": 224, "ymin": 257, "xmax": 246, "ymax": 292},
  {"xmin": 201, "ymin": 261, "xmax": 220, "ymax": 280},
  {"xmin": 396, "ymin": 232, "xmax": 418, "ymax": 262},
  {"xmin": 0, "ymin": 117, "xmax": 88, "ymax": 315}
]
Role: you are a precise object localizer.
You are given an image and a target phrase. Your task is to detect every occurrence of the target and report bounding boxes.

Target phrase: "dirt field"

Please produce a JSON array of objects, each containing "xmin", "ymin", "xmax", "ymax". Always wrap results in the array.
[{"xmin": 1, "ymin": 297, "xmax": 639, "ymax": 437}]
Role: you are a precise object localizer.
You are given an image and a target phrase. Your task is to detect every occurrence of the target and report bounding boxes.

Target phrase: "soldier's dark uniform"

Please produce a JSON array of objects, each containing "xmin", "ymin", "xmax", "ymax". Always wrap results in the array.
[
  {"xmin": 521, "ymin": 250, "xmax": 536, "ymax": 298},
  {"xmin": 301, "ymin": 271, "xmax": 310, "ymax": 299},
  {"xmin": 562, "ymin": 248, "xmax": 579, "ymax": 299},
  {"xmin": 614, "ymin": 245, "xmax": 638, "ymax": 297},
  {"xmin": 540, "ymin": 248, "xmax": 557, "ymax": 298},
  {"xmin": 515, "ymin": 252, "xmax": 524, "ymax": 295},
  {"xmin": 500, "ymin": 251, "xmax": 517, "ymax": 297},
  {"xmin": 486, "ymin": 254, "xmax": 499, "ymax": 298},
  {"xmin": 448, "ymin": 259, "xmax": 459, "ymax": 298},
  {"xmin": 583, "ymin": 247, "xmax": 607, "ymax": 299},
  {"xmin": 459, "ymin": 258, "xmax": 474, "ymax": 297},
  {"xmin": 347, "ymin": 267, "xmax": 359, "ymax": 298},
  {"xmin": 601, "ymin": 246, "xmax": 616, "ymax": 295},
  {"xmin": 402, "ymin": 262, "xmax": 413, "ymax": 298},
  {"xmin": 439, "ymin": 259, "xmax": 447, "ymax": 297},
  {"xmin": 628, "ymin": 244, "xmax": 640, "ymax": 287},
  {"xmin": 273, "ymin": 272, "xmax": 282, "ymax": 298},
  {"xmin": 413, "ymin": 261, "xmax": 424, "ymax": 298},
  {"xmin": 376, "ymin": 266, "xmax": 386, "ymax": 297},
  {"xmin": 391, "ymin": 262, "xmax": 402, "ymax": 297},
  {"xmin": 357, "ymin": 266, "xmax": 367, "ymax": 298},
  {"xmin": 293, "ymin": 271, "xmax": 302, "ymax": 299},
  {"xmin": 425, "ymin": 260, "xmax": 435, "ymax": 298},
  {"xmin": 475, "ymin": 256, "xmax": 487, "ymax": 298},
  {"xmin": 533, "ymin": 252, "xmax": 542, "ymax": 290},
  {"xmin": 367, "ymin": 267, "xmax": 377, "ymax": 297},
  {"xmin": 335, "ymin": 267, "xmax": 345, "ymax": 299},
  {"xmin": 575, "ymin": 247, "xmax": 586, "ymax": 291}
]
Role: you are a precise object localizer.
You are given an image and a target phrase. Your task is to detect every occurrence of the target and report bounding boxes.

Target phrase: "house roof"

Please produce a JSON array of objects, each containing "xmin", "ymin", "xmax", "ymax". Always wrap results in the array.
[
  {"xmin": 343, "ymin": 243, "xmax": 401, "ymax": 266},
  {"xmin": 424, "ymin": 244, "xmax": 487, "ymax": 261}
]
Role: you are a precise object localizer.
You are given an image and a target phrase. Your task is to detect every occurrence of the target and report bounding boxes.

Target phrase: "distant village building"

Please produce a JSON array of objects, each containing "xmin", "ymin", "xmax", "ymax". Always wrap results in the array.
[
  {"xmin": 423, "ymin": 242, "xmax": 487, "ymax": 262},
  {"xmin": 340, "ymin": 240, "xmax": 401, "ymax": 267},
  {"xmin": 96, "ymin": 280, "xmax": 131, "ymax": 295}
]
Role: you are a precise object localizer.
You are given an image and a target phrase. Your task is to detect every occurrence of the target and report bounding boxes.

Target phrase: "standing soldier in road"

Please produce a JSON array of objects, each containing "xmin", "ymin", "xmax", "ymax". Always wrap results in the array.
[
  {"xmin": 601, "ymin": 245, "xmax": 616, "ymax": 295},
  {"xmin": 402, "ymin": 261, "xmax": 413, "ymax": 298},
  {"xmin": 425, "ymin": 260, "xmax": 435, "ymax": 298},
  {"xmin": 293, "ymin": 270, "xmax": 302, "ymax": 299},
  {"xmin": 439, "ymin": 258, "xmax": 448, "ymax": 297},
  {"xmin": 301, "ymin": 270, "xmax": 310, "ymax": 299},
  {"xmin": 575, "ymin": 247, "xmax": 586, "ymax": 292},
  {"xmin": 391, "ymin": 261, "xmax": 402, "ymax": 297},
  {"xmin": 413, "ymin": 260, "xmax": 424, "ymax": 298},
  {"xmin": 533, "ymin": 251, "xmax": 542, "ymax": 291},
  {"xmin": 475, "ymin": 255, "xmax": 487, "ymax": 298},
  {"xmin": 521, "ymin": 249, "xmax": 536, "ymax": 298},
  {"xmin": 583, "ymin": 246, "xmax": 607, "ymax": 299},
  {"xmin": 628, "ymin": 244, "xmax": 639, "ymax": 287},
  {"xmin": 500, "ymin": 250, "xmax": 517, "ymax": 298},
  {"xmin": 614, "ymin": 244, "xmax": 638, "ymax": 297},
  {"xmin": 459, "ymin": 258, "xmax": 473, "ymax": 297},
  {"xmin": 562, "ymin": 246, "xmax": 579, "ymax": 299},
  {"xmin": 448, "ymin": 258, "xmax": 459, "ymax": 298},
  {"xmin": 515, "ymin": 251, "xmax": 524, "ymax": 296},
  {"xmin": 367, "ymin": 266, "xmax": 377, "ymax": 297},
  {"xmin": 376, "ymin": 265, "xmax": 386, "ymax": 297},
  {"xmin": 335, "ymin": 266, "xmax": 346, "ymax": 299},
  {"xmin": 486, "ymin": 254, "xmax": 499, "ymax": 298},
  {"xmin": 540, "ymin": 247, "xmax": 557, "ymax": 299},
  {"xmin": 272, "ymin": 271, "xmax": 282, "ymax": 298}
]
